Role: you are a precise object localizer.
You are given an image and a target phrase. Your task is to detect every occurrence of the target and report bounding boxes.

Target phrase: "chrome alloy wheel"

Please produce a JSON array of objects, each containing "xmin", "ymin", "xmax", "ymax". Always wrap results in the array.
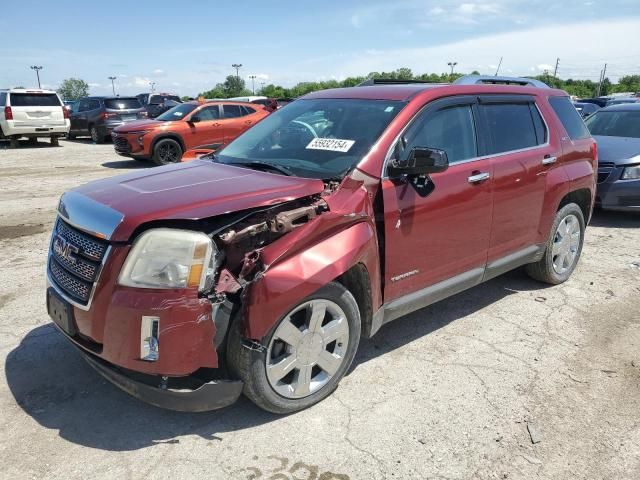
[
  {"xmin": 266, "ymin": 299, "xmax": 350, "ymax": 399},
  {"xmin": 552, "ymin": 214, "xmax": 581, "ymax": 275}
]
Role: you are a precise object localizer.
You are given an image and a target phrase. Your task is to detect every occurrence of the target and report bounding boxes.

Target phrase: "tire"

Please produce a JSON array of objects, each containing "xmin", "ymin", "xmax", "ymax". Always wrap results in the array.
[
  {"xmin": 227, "ymin": 282, "xmax": 361, "ymax": 414},
  {"xmin": 67, "ymin": 132, "xmax": 76, "ymax": 140},
  {"xmin": 526, "ymin": 202, "xmax": 585, "ymax": 284},
  {"xmin": 90, "ymin": 125, "xmax": 104, "ymax": 144},
  {"xmin": 152, "ymin": 138, "xmax": 182, "ymax": 166},
  {"xmin": 50, "ymin": 136, "xmax": 59, "ymax": 147}
]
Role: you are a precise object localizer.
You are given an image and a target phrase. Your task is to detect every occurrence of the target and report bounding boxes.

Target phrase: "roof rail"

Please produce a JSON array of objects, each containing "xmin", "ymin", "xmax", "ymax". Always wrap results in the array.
[
  {"xmin": 357, "ymin": 78, "xmax": 433, "ymax": 87},
  {"xmin": 454, "ymin": 75, "xmax": 550, "ymax": 88}
]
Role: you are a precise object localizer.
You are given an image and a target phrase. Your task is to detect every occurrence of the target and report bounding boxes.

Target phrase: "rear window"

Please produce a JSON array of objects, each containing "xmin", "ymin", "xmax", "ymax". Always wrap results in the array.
[
  {"xmin": 549, "ymin": 96, "xmax": 590, "ymax": 140},
  {"xmin": 104, "ymin": 98, "xmax": 142, "ymax": 110},
  {"xmin": 149, "ymin": 94, "xmax": 181, "ymax": 104},
  {"xmin": 481, "ymin": 103, "xmax": 540, "ymax": 154},
  {"xmin": 9, "ymin": 93, "xmax": 61, "ymax": 107}
]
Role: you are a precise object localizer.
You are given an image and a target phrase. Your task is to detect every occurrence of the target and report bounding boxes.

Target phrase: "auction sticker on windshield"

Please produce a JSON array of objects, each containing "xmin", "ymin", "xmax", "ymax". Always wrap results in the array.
[{"xmin": 306, "ymin": 138, "xmax": 355, "ymax": 153}]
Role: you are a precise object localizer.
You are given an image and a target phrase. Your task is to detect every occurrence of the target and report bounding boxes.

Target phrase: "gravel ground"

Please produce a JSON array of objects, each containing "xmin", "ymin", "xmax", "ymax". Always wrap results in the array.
[{"xmin": 0, "ymin": 139, "xmax": 639, "ymax": 480}]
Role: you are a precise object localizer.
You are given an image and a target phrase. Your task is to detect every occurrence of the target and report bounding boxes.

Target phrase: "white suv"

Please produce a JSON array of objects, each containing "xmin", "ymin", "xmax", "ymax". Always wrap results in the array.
[{"xmin": 0, "ymin": 88, "xmax": 70, "ymax": 147}]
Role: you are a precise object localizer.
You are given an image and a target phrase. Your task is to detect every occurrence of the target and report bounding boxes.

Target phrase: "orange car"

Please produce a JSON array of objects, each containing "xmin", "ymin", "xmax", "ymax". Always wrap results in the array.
[{"xmin": 112, "ymin": 101, "xmax": 269, "ymax": 166}]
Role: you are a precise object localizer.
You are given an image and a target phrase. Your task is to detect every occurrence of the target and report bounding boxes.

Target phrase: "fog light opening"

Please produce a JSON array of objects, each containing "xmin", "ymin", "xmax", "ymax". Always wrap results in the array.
[{"xmin": 141, "ymin": 315, "xmax": 159, "ymax": 361}]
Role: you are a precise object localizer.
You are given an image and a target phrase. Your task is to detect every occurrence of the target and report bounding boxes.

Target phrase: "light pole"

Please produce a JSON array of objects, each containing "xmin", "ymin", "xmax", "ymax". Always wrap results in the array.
[
  {"xmin": 108, "ymin": 76, "xmax": 117, "ymax": 96},
  {"xmin": 149, "ymin": 81, "xmax": 156, "ymax": 93},
  {"xmin": 260, "ymin": 81, "xmax": 266, "ymax": 93},
  {"xmin": 30, "ymin": 66, "xmax": 43, "ymax": 88},
  {"xmin": 232, "ymin": 63, "xmax": 243, "ymax": 82},
  {"xmin": 447, "ymin": 61, "xmax": 457, "ymax": 78},
  {"xmin": 248, "ymin": 75, "xmax": 257, "ymax": 95}
]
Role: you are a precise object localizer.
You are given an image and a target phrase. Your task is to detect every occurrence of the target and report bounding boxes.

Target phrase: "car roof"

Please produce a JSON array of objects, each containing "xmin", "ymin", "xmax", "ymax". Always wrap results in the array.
[
  {"xmin": 2, "ymin": 88, "xmax": 58, "ymax": 94},
  {"xmin": 304, "ymin": 83, "xmax": 566, "ymax": 102},
  {"xmin": 84, "ymin": 96, "xmax": 138, "ymax": 100},
  {"xmin": 600, "ymin": 103, "xmax": 640, "ymax": 112},
  {"xmin": 186, "ymin": 100, "xmax": 262, "ymax": 106}
]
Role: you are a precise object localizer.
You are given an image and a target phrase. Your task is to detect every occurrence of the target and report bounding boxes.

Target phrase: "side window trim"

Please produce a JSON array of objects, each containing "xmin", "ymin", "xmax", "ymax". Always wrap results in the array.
[{"xmin": 383, "ymin": 95, "xmax": 479, "ymax": 177}]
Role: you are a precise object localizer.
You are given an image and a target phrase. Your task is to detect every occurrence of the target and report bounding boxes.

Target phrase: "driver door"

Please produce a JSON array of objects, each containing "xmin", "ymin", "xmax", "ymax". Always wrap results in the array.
[
  {"xmin": 186, "ymin": 105, "xmax": 224, "ymax": 149},
  {"xmin": 382, "ymin": 96, "xmax": 493, "ymax": 302}
]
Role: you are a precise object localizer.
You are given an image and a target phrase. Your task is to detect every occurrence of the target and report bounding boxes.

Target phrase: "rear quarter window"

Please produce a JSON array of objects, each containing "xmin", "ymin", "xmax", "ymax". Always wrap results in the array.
[
  {"xmin": 104, "ymin": 98, "xmax": 142, "ymax": 110},
  {"xmin": 549, "ymin": 96, "xmax": 591, "ymax": 140},
  {"xmin": 9, "ymin": 93, "xmax": 61, "ymax": 107},
  {"xmin": 0, "ymin": 92, "xmax": 6, "ymax": 106}
]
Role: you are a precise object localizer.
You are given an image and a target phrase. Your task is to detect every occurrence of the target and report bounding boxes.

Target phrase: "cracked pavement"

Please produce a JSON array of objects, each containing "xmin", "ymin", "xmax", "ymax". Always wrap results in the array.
[{"xmin": 1, "ymin": 139, "xmax": 639, "ymax": 479}]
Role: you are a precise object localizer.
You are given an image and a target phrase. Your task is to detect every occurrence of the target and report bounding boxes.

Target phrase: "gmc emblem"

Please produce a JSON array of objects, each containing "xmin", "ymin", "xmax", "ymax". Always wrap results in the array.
[{"xmin": 53, "ymin": 234, "xmax": 79, "ymax": 264}]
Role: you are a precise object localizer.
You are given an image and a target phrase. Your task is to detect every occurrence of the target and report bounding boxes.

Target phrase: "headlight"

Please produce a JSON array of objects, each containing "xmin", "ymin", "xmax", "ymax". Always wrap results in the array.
[
  {"xmin": 118, "ymin": 229, "xmax": 218, "ymax": 291},
  {"xmin": 126, "ymin": 130, "xmax": 149, "ymax": 135},
  {"xmin": 621, "ymin": 165, "xmax": 640, "ymax": 180}
]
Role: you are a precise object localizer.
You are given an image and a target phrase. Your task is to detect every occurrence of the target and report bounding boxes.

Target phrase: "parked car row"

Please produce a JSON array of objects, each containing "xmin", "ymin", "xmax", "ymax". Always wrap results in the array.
[{"xmin": 68, "ymin": 96, "xmax": 148, "ymax": 142}]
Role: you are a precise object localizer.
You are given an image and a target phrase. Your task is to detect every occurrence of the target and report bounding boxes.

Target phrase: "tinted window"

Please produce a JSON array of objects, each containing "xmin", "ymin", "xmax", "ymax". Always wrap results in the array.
[
  {"xmin": 0, "ymin": 92, "xmax": 6, "ymax": 106},
  {"xmin": 223, "ymin": 105, "xmax": 243, "ymax": 118},
  {"xmin": 584, "ymin": 111, "xmax": 640, "ymax": 139},
  {"xmin": 89, "ymin": 99, "xmax": 101, "ymax": 110},
  {"xmin": 78, "ymin": 99, "xmax": 91, "ymax": 112},
  {"xmin": 9, "ymin": 93, "xmax": 61, "ymax": 107},
  {"xmin": 148, "ymin": 94, "xmax": 182, "ymax": 105},
  {"xmin": 482, "ymin": 103, "xmax": 538, "ymax": 154},
  {"xmin": 549, "ymin": 96, "xmax": 590, "ymax": 140},
  {"xmin": 530, "ymin": 104, "xmax": 547, "ymax": 144},
  {"xmin": 398, "ymin": 104, "xmax": 477, "ymax": 163},
  {"xmin": 242, "ymin": 106, "xmax": 257, "ymax": 115},
  {"xmin": 196, "ymin": 106, "xmax": 220, "ymax": 121},
  {"xmin": 104, "ymin": 98, "xmax": 142, "ymax": 110}
]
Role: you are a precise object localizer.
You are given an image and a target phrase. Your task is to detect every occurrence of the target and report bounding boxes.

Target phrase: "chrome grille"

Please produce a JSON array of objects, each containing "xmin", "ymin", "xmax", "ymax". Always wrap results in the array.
[
  {"xmin": 56, "ymin": 220, "xmax": 106, "ymax": 261},
  {"xmin": 597, "ymin": 162, "xmax": 615, "ymax": 184},
  {"xmin": 48, "ymin": 218, "xmax": 109, "ymax": 307},
  {"xmin": 49, "ymin": 258, "xmax": 92, "ymax": 303}
]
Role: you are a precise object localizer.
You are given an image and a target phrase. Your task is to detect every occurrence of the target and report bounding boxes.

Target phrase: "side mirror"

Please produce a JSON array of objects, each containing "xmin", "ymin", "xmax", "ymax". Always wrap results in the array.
[
  {"xmin": 189, "ymin": 116, "xmax": 201, "ymax": 123},
  {"xmin": 388, "ymin": 147, "xmax": 449, "ymax": 178}
]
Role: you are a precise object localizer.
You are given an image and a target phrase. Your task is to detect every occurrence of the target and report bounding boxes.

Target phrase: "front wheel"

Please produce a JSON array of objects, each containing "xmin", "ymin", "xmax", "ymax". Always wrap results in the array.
[
  {"xmin": 526, "ymin": 202, "xmax": 585, "ymax": 284},
  {"xmin": 227, "ymin": 282, "xmax": 361, "ymax": 414},
  {"xmin": 152, "ymin": 138, "xmax": 182, "ymax": 166}
]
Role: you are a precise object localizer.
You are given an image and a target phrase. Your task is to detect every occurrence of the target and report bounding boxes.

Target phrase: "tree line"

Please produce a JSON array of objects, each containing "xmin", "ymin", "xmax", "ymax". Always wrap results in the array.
[{"xmin": 199, "ymin": 68, "xmax": 640, "ymax": 100}]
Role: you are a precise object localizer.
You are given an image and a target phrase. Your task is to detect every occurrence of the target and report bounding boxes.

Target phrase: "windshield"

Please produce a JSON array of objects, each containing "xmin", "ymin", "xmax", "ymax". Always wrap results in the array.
[
  {"xmin": 156, "ymin": 103, "xmax": 197, "ymax": 121},
  {"xmin": 585, "ymin": 110, "xmax": 640, "ymax": 138},
  {"xmin": 215, "ymin": 98, "xmax": 404, "ymax": 179}
]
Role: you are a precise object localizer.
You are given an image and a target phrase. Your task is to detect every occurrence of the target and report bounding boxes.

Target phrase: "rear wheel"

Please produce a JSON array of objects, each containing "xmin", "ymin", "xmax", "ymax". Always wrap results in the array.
[
  {"xmin": 90, "ymin": 125, "xmax": 104, "ymax": 144},
  {"xmin": 67, "ymin": 132, "xmax": 76, "ymax": 140},
  {"xmin": 152, "ymin": 138, "xmax": 182, "ymax": 166},
  {"xmin": 227, "ymin": 282, "xmax": 361, "ymax": 414},
  {"xmin": 526, "ymin": 203, "xmax": 585, "ymax": 284}
]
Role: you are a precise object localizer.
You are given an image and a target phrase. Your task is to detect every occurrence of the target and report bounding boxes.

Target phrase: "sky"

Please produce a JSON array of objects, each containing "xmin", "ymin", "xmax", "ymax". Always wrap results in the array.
[{"xmin": 1, "ymin": 0, "xmax": 640, "ymax": 96}]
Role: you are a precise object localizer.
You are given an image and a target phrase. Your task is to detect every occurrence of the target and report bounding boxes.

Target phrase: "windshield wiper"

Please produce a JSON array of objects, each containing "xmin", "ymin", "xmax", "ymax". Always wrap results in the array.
[{"xmin": 230, "ymin": 161, "xmax": 294, "ymax": 176}]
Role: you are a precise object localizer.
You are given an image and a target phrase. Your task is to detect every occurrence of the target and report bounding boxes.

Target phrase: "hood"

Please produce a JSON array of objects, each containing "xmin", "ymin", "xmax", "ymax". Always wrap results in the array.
[
  {"xmin": 113, "ymin": 119, "xmax": 164, "ymax": 132},
  {"xmin": 594, "ymin": 135, "xmax": 640, "ymax": 165},
  {"xmin": 67, "ymin": 160, "xmax": 325, "ymax": 241}
]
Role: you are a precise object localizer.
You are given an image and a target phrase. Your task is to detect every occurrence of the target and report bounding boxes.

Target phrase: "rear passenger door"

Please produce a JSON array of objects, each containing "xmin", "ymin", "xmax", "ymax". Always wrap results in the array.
[
  {"xmin": 220, "ymin": 104, "xmax": 251, "ymax": 144},
  {"xmin": 477, "ymin": 95, "xmax": 556, "ymax": 273},
  {"xmin": 382, "ymin": 96, "xmax": 494, "ymax": 302}
]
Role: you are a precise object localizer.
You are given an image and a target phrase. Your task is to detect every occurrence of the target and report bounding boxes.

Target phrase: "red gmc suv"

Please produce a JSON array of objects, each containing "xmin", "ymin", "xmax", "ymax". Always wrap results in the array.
[{"xmin": 46, "ymin": 75, "xmax": 596, "ymax": 413}]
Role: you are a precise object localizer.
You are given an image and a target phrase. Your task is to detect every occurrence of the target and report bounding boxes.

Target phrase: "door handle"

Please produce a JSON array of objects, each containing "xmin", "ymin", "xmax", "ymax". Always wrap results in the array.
[
  {"xmin": 213, "ymin": 123, "xmax": 221, "ymax": 127},
  {"xmin": 244, "ymin": 120, "xmax": 253, "ymax": 124},
  {"xmin": 468, "ymin": 172, "xmax": 491, "ymax": 184},
  {"xmin": 542, "ymin": 155, "xmax": 557, "ymax": 165}
]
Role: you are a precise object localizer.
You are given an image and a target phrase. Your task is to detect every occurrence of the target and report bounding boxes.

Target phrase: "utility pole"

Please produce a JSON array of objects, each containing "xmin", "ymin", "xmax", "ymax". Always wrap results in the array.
[
  {"xmin": 553, "ymin": 57, "xmax": 560, "ymax": 78},
  {"xmin": 260, "ymin": 81, "xmax": 266, "ymax": 93},
  {"xmin": 495, "ymin": 57, "xmax": 503, "ymax": 76},
  {"xmin": 149, "ymin": 81, "xmax": 156, "ymax": 93},
  {"xmin": 248, "ymin": 75, "xmax": 257, "ymax": 95},
  {"xmin": 447, "ymin": 61, "xmax": 457, "ymax": 78},
  {"xmin": 232, "ymin": 63, "xmax": 243, "ymax": 82},
  {"xmin": 30, "ymin": 66, "xmax": 43, "ymax": 88},
  {"xmin": 108, "ymin": 76, "xmax": 117, "ymax": 96},
  {"xmin": 597, "ymin": 63, "xmax": 607, "ymax": 97}
]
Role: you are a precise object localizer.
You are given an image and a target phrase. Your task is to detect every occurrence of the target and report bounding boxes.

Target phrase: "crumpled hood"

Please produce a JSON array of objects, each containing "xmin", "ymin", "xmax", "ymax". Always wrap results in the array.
[
  {"xmin": 594, "ymin": 135, "xmax": 640, "ymax": 165},
  {"xmin": 67, "ymin": 160, "xmax": 324, "ymax": 241}
]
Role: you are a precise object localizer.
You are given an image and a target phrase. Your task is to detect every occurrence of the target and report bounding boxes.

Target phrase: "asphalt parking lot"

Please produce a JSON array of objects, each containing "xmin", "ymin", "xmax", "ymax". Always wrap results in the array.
[{"xmin": 0, "ymin": 139, "xmax": 639, "ymax": 480}]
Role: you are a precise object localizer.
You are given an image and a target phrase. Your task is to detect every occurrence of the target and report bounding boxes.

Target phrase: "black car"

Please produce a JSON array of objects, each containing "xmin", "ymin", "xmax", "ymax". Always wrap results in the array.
[
  {"xmin": 578, "ymin": 97, "xmax": 610, "ymax": 108},
  {"xmin": 137, "ymin": 93, "xmax": 182, "ymax": 118},
  {"xmin": 573, "ymin": 102, "xmax": 600, "ymax": 118},
  {"xmin": 585, "ymin": 103, "xmax": 640, "ymax": 212},
  {"xmin": 68, "ymin": 96, "xmax": 147, "ymax": 143}
]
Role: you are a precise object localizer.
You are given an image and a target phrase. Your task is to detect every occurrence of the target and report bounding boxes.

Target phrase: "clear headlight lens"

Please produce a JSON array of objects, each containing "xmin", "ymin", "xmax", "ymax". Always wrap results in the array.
[
  {"xmin": 118, "ymin": 229, "xmax": 217, "ymax": 291},
  {"xmin": 621, "ymin": 165, "xmax": 640, "ymax": 180}
]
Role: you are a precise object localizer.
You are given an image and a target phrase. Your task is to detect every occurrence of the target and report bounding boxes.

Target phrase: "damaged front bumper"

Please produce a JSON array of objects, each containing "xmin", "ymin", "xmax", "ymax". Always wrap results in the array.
[{"xmin": 83, "ymin": 351, "xmax": 243, "ymax": 412}]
